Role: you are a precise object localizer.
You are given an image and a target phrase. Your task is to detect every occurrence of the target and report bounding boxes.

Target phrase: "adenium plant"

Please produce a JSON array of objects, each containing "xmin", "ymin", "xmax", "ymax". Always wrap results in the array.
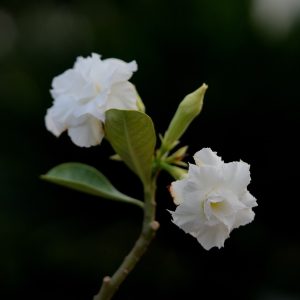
[{"xmin": 42, "ymin": 53, "xmax": 257, "ymax": 300}]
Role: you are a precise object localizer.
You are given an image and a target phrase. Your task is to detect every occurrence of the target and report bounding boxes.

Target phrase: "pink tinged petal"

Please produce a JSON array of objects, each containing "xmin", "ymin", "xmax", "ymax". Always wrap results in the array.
[
  {"xmin": 67, "ymin": 117, "xmax": 104, "ymax": 147},
  {"xmin": 193, "ymin": 223, "xmax": 230, "ymax": 250},
  {"xmin": 193, "ymin": 148, "xmax": 223, "ymax": 167},
  {"xmin": 170, "ymin": 179, "xmax": 188, "ymax": 205},
  {"xmin": 221, "ymin": 161, "xmax": 251, "ymax": 195}
]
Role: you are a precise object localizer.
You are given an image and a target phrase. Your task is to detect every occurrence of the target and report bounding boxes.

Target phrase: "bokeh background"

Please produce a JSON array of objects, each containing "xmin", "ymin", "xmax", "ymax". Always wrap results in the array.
[{"xmin": 0, "ymin": 0, "xmax": 299, "ymax": 299}]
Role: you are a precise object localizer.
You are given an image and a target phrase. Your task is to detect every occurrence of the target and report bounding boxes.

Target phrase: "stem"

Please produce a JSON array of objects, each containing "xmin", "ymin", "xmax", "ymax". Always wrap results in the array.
[{"xmin": 93, "ymin": 177, "xmax": 159, "ymax": 300}]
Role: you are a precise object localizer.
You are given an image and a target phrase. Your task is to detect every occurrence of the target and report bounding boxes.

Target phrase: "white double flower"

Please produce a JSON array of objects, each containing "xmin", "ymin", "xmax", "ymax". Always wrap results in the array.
[
  {"xmin": 45, "ymin": 53, "xmax": 138, "ymax": 147},
  {"xmin": 169, "ymin": 148, "xmax": 257, "ymax": 250}
]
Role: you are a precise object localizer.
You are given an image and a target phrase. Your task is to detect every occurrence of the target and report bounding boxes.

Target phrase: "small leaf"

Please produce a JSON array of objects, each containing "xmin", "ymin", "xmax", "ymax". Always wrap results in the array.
[
  {"xmin": 105, "ymin": 109, "xmax": 156, "ymax": 185},
  {"xmin": 41, "ymin": 163, "xmax": 143, "ymax": 208}
]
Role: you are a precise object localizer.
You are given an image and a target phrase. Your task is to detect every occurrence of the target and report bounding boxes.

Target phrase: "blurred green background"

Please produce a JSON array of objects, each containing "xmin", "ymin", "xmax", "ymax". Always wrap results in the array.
[{"xmin": 0, "ymin": 0, "xmax": 299, "ymax": 299}]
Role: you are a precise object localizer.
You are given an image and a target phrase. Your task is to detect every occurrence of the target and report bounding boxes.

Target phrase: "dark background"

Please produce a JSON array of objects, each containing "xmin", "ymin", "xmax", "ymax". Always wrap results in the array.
[{"xmin": 0, "ymin": 1, "xmax": 299, "ymax": 299}]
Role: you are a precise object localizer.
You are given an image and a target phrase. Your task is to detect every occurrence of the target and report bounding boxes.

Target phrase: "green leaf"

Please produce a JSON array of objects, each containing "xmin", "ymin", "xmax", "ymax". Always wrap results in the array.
[
  {"xmin": 41, "ymin": 163, "xmax": 143, "ymax": 208},
  {"xmin": 105, "ymin": 109, "xmax": 156, "ymax": 185}
]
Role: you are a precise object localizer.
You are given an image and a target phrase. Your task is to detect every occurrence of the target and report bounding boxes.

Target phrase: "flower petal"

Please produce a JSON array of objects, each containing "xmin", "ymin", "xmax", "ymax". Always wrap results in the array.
[
  {"xmin": 67, "ymin": 117, "xmax": 104, "ymax": 147},
  {"xmin": 193, "ymin": 224, "xmax": 230, "ymax": 250},
  {"xmin": 241, "ymin": 191, "xmax": 258, "ymax": 208},
  {"xmin": 232, "ymin": 208, "xmax": 255, "ymax": 229},
  {"xmin": 106, "ymin": 82, "xmax": 138, "ymax": 112},
  {"xmin": 102, "ymin": 58, "xmax": 137, "ymax": 84},
  {"xmin": 170, "ymin": 198, "xmax": 206, "ymax": 234},
  {"xmin": 205, "ymin": 192, "xmax": 246, "ymax": 229},
  {"xmin": 188, "ymin": 163, "xmax": 222, "ymax": 193},
  {"xmin": 45, "ymin": 107, "xmax": 66, "ymax": 137},
  {"xmin": 193, "ymin": 148, "xmax": 223, "ymax": 167},
  {"xmin": 170, "ymin": 178, "xmax": 188, "ymax": 205},
  {"xmin": 221, "ymin": 161, "xmax": 251, "ymax": 195}
]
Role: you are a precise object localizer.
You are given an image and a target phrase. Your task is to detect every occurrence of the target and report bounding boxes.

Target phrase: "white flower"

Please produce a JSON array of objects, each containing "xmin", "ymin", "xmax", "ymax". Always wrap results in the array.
[
  {"xmin": 169, "ymin": 148, "xmax": 257, "ymax": 250},
  {"xmin": 45, "ymin": 53, "xmax": 138, "ymax": 147}
]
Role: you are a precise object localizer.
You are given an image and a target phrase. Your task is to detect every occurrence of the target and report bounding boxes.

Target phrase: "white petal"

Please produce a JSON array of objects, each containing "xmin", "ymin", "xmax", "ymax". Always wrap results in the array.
[
  {"xmin": 106, "ymin": 82, "xmax": 138, "ymax": 112},
  {"xmin": 221, "ymin": 161, "xmax": 251, "ymax": 194},
  {"xmin": 170, "ymin": 197, "xmax": 206, "ymax": 234},
  {"xmin": 194, "ymin": 224, "xmax": 230, "ymax": 250},
  {"xmin": 232, "ymin": 208, "xmax": 255, "ymax": 229},
  {"xmin": 170, "ymin": 179, "xmax": 188, "ymax": 205},
  {"xmin": 101, "ymin": 58, "xmax": 137, "ymax": 84},
  {"xmin": 205, "ymin": 192, "xmax": 246, "ymax": 229},
  {"xmin": 170, "ymin": 209, "xmax": 202, "ymax": 234},
  {"xmin": 45, "ymin": 107, "xmax": 66, "ymax": 136},
  {"xmin": 188, "ymin": 163, "xmax": 222, "ymax": 193},
  {"xmin": 51, "ymin": 69, "xmax": 90, "ymax": 100},
  {"xmin": 67, "ymin": 117, "xmax": 104, "ymax": 147},
  {"xmin": 47, "ymin": 95, "xmax": 84, "ymax": 127},
  {"xmin": 193, "ymin": 148, "xmax": 223, "ymax": 167},
  {"xmin": 74, "ymin": 53, "xmax": 101, "ymax": 79},
  {"xmin": 72, "ymin": 93, "xmax": 107, "ymax": 121},
  {"xmin": 240, "ymin": 191, "xmax": 258, "ymax": 208}
]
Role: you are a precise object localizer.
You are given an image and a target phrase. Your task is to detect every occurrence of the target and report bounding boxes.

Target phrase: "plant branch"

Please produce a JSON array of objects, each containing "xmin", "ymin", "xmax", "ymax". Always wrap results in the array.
[{"xmin": 93, "ymin": 177, "xmax": 159, "ymax": 300}]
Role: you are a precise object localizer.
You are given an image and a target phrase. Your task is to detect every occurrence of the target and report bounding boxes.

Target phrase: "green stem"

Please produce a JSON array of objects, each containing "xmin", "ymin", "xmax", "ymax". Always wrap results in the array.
[{"xmin": 93, "ymin": 177, "xmax": 159, "ymax": 300}]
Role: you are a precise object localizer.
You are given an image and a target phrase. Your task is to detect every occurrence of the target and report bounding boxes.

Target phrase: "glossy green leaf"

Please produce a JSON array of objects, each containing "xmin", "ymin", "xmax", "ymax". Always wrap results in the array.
[
  {"xmin": 105, "ymin": 109, "xmax": 156, "ymax": 185},
  {"xmin": 41, "ymin": 162, "xmax": 143, "ymax": 208}
]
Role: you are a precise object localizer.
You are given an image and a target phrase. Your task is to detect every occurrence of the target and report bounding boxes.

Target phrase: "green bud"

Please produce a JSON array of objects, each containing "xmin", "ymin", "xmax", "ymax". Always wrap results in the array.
[
  {"xmin": 161, "ymin": 83, "xmax": 208, "ymax": 152},
  {"xmin": 166, "ymin": 146, "xmax": 188, "ymax": 165},
  {"xmin": 161, "ymin": 163, "xmax": 188, "ymax": 180}
]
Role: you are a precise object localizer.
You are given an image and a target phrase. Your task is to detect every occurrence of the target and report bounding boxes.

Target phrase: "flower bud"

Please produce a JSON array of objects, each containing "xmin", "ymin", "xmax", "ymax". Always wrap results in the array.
[
  {"xmin": 160, "ymin": 162, "xmax": 187, "ymax": 180},
  {"xmin": 161, "ymin": 84, "xmax": 208, "ymax": 152},
  {"xmin": 166, "ymin": 146, "xmax": 188, "ymax": 163}
]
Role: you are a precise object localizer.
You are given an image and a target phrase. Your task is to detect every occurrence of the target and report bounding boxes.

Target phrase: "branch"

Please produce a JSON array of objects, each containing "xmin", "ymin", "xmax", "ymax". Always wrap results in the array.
[{"xmin": 93, "ymin": 178, "xmax": 159, "ymax": 300}]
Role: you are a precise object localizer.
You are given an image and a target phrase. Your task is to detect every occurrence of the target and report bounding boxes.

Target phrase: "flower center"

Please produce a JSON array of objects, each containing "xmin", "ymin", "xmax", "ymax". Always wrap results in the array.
[
  {"xmin": 203, "ymin": 194, "xmax": 225, "ymax": 220},
  {"xmin": 210, "ymin": 201, "xmax": 223, "ymax": 211},
  {"xmin": 95, "ymin": 83, "xmax": 101, "ymax": 93}
]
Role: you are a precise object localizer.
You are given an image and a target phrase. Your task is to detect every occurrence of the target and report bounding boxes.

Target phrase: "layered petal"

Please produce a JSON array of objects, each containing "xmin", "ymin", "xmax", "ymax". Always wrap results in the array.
[
  {"xmin": 188, "ymin": 163, "xmax": 222, "ymax": 193},
  {"xmin": 67, "ymin": 117, "xmax": 104, "ymax": 147},
  {"xmin": 169, "ymin": 148, "xmax": 257, "ymax": 250},
  {"xmin": 106, "ymin": 82, "xmax": 138, "ymax": 112},
  {"xmin": 45, "ymin": 53, "xmax": 139, "ymax": 147},
  {"xmin": 102, "ymin": 58, "xmax": 137, "ymax": 84},
  {"xmin": 221, "ymin": 161, "xmax": 251, "ymax": 195},
  {"xmin": 45, "ymin": 107, "xmax": 66, "ymax": 137},
  {"xmin": 170, "ymin": 178, "xmax": 188, "ymax": 205},
  {"xmin": 193, "ymin": 224, "xmax": 230, "ymax": 250},
  {"xmin": 193, "ymin": 148, "xmax": 223, "ymax": 167}
]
